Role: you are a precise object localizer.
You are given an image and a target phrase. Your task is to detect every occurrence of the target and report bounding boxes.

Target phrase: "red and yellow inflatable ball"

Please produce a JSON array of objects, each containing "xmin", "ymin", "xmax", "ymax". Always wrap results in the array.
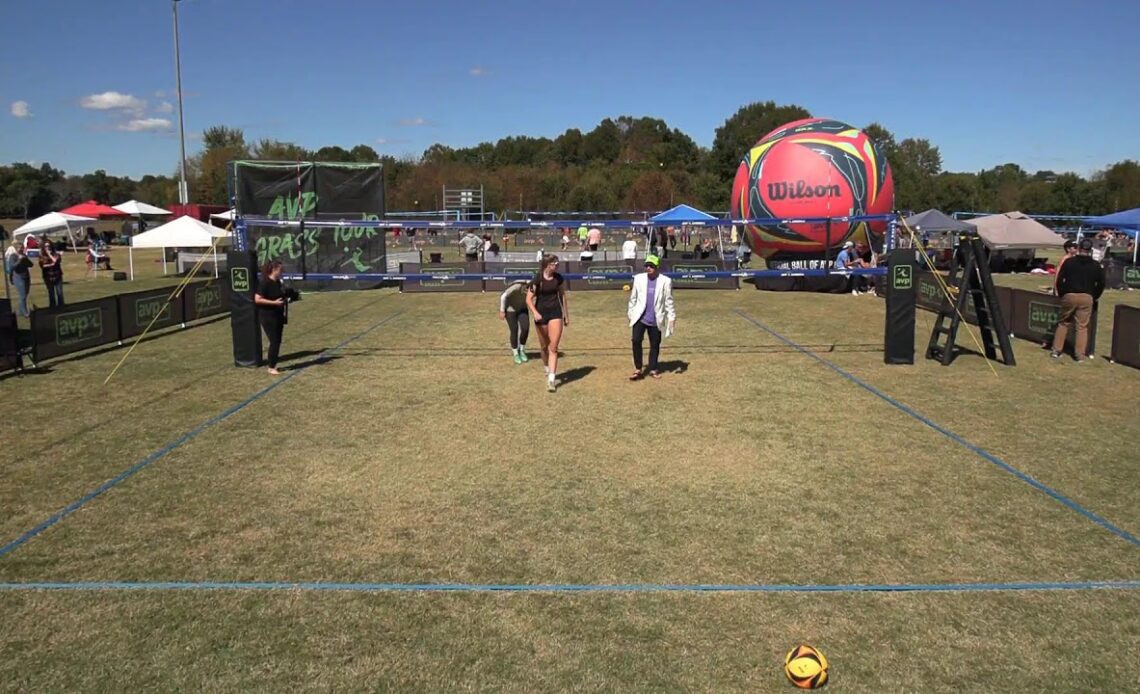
[{"xmin": 730, "ymin": 118, "xmax": 894, "ymax": 259}]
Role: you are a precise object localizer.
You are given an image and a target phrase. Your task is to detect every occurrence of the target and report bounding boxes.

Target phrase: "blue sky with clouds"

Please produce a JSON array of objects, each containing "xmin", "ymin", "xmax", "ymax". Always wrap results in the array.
[{"xmin": 1, "ymin": 0, "xmax": 1137, "ymax": 179}]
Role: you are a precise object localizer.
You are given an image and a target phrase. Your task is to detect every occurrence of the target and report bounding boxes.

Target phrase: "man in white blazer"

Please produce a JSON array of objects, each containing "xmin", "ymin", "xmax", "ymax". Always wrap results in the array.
[{"xmin": 627, "ymin": 254, "xmax": 676, "ymax": 380}]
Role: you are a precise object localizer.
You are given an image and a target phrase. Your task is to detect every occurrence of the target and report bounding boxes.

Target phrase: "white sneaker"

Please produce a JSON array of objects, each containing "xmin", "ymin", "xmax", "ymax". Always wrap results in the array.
[
  {"xmin": 851, "ymin": 289, "xmax": 860, "ymax": 296},
  {"xmin": 547, "ymin": 375, "xmax": 556, "ymax": 392}
]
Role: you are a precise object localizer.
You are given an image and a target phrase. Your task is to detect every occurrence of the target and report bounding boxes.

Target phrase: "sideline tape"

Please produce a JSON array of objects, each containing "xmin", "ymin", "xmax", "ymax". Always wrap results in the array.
[
  {"xmin": 735, "ymin": 310, "xmax": 1140, "ymax": 549},
  {"xmin": 0, "ymin": 579, "xmax": 1136, "ymax": 594},
  {"xmin": 0, "ymin": 311, "xmax": 404, "ymax": 560}
]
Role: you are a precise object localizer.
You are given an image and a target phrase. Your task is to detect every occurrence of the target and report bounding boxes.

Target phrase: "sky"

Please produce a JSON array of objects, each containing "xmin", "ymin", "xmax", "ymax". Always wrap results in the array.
[{"xmin": 1, "ymin": 0, "xmax": 1138, "ymax": 180}]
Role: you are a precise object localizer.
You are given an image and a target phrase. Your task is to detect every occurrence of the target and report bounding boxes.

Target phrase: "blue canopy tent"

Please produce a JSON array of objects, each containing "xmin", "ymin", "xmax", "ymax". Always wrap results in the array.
[
  {"xmin": 1085, "ymin": 207, "xmax": 1140, "ymax": 264},
  {"xmin": 648, "ymin": 204, "xmax": 727, "ymax": 257},
  {"xmin": 648, "ymin": 204, "xmax": 719, "ymax": 224}
]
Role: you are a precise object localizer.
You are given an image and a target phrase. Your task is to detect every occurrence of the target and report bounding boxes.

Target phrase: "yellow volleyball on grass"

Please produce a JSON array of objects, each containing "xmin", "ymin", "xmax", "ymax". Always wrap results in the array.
[
  {"xmin": 784, "ymin": 644, "xmax": 828, "ymax": 689},
  {"xmin": 622, "ymin": 284, "xmax": 631, "ymax": 291}
]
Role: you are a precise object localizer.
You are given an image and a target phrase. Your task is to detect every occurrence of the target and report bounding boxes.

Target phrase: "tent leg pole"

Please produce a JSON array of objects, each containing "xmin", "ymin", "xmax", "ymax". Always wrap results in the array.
[
  {"xmin": 162, "ymin": 247, "xmax": 167, "ymax": 276},
  {"xmin": 129, "ymin": 247, "xmax": 134, "ymax": 281}
]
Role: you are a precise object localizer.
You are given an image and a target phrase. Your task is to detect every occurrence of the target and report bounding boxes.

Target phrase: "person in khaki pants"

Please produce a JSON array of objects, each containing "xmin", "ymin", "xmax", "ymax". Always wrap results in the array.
[{"xmin": 1051, "ymin": 238, "xmax": 1105, "ymax": 361}]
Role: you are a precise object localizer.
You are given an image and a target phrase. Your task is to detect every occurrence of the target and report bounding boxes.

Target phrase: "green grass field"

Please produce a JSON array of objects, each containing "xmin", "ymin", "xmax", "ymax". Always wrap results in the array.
[{"xmin": 2, "ymin": 278, "xmax": 1139, "ymax": 691}]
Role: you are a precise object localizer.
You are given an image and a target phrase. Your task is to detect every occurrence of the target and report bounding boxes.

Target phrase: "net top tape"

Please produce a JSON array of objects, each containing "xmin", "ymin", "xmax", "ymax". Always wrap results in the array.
[
  {"xmin": 280, "ymin": 267, "xmax": 889, "ymax": 282},
  {"xmin": 239, "ymin": 214, "xmax": 898, "ymax": 230}
]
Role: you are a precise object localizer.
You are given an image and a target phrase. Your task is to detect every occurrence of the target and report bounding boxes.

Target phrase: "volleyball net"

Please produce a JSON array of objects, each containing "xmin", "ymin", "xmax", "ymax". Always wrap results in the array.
[{"xmin": 234, "ymin": 214, "xmax": 896, "ymax": 287}]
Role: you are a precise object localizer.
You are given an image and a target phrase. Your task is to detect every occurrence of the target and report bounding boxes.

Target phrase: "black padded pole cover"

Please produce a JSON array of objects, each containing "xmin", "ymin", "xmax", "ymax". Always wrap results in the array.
[
  {"xmin": 228, "ymin": 250, "xmax": 262, "ymax": 367},
  {"xmin": 884, "ymin": 249, "xmax": 917, "ymax": 365}
]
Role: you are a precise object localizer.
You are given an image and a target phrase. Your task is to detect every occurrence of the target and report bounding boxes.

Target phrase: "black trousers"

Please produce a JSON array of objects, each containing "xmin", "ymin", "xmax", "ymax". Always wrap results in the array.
[
  {"xmin": 506, "ymin": 309, "xmax": 529, "ymax": 349},
  {"xmin": 632, "ymin": 321, "xmax": 662, "ymax": 371},
  {"xmin": 260, "ymin": 313, "xmax": 284, "ymax": 368}
]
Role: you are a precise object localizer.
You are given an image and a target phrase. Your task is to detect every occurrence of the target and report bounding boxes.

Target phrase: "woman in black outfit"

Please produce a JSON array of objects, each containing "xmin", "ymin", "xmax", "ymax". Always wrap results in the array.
[
  {"xmin": 39, "ymin": 240, "xmax": 64, "ymax": 307},
  {"xmin": 526, "ymin": 253, "xmax": 569, "ymax": 392},
  {"xmin": 254, "ymin": 260, "xmax": 287, "ymax": 375}
]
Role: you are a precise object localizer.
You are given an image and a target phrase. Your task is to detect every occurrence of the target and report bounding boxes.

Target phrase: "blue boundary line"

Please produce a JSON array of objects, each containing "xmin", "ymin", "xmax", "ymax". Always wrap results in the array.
[
  {"xmin": 0, "ymin": 311, "xmax": 404, "ymax": 561},
  {"xmin": 734, "ymin": 310, "xmax": 1140, "ymax": 549},
  {"xmin": 0, "ymin": 579, "xmax": 1136, "ymax": 594}
]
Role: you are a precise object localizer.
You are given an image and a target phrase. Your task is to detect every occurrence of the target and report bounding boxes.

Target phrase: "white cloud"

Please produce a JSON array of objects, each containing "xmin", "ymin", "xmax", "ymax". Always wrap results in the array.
[
  {"xmin": 376, "ymin": 137, "xmax": 411, "ymax": 145},
  {"xmin": 10, "ymin": 100, "xmax": 31, "ymax": 118},
  {"xmin": 117, "ymin": 118, "xmax": 172, "ymax": 132},
  {"xmin": 154, "ymin": 90, "xmax": 166, "ymax": 98},
  {"xmin": 469, "ymin": 66, "xmax": 489, "ymax": 77},
  {"xmin": 395, "ymin": 116, "xmax": 437, "ymax": 127},
  {"xmin": 156, "ymin": 101, "xmax": 174, "ymax": 113},
  {"xmin": 80, "ymin": 91, "xmax": 146, "ymax": 111}
]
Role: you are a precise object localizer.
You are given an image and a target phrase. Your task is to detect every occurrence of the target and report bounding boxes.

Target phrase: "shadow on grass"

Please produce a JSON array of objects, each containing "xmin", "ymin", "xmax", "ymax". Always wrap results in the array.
[
  {"xmin": 31, "ymin": 294, "xmax": 395, "ymax": 450},
  {"xmin": 280, "ymin": 354, "xmax": 343, "ymax": 371},
  {"xmin": 277, "ymin": 349, "xmax": 327, "ymax": 363},
  {"xmin": 336, "ymin": 344, "xmax": 883, "ymax": 359},
  {"xmin": 654, "ymin": 359, "xmax": 689, "ymax": 374},
  {"xmin": 557, "ymin": 365, "xmax": 595, "ymax": 387}
]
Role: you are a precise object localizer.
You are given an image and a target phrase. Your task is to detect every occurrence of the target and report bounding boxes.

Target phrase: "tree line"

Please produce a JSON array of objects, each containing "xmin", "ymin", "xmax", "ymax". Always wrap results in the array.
[{"xmin": 3, "ymin": 101, "xmax": 1138, "ymax": 221}]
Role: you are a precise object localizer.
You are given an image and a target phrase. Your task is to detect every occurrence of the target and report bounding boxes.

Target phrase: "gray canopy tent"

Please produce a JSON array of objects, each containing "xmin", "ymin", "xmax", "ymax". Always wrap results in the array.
[{"xmin": 904, "ymin": 209, "xmax": 977, "ymax": 235}]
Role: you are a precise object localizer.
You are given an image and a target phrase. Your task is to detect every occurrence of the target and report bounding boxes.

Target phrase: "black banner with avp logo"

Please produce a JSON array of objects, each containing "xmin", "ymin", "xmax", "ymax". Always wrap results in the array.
[
  {"xmin": 31, "ymin": 296, "xmax": 121, "ymax": 361},
  {"xmin": 1104, "ymin": 261, "xmax": 1140, "ymax": 290},
  {"xmin": 884, "ymin": 250, "xmax": 916, "ymax": 364},
  {"xmin": 233, "ymin": 162, "xmax": 386, "ymax": 285},
  {"xmin": 565, "ymin": 260, "xmax": 634, "ymax": 291},
  {"xmin": 183, "ymin": 281, "xmax": 231, "ymax": 322},
  {"xmin": 118, "ymin": 288, "xmax": 186, "ymax": 340},
  {"xmin": 1110, "ymin": 304, "xmax": 1140, "ymax": 370},
  {"xmin": 483, "ymin": 262, "xmax": 539, "ymax": 293},
  {"xmin": 659, "ymin": 260, "xmax": 738, "ymax": 289},
  {"xmin": 399, "ymin": 262, "xmax": 483, "ymax": 293}
]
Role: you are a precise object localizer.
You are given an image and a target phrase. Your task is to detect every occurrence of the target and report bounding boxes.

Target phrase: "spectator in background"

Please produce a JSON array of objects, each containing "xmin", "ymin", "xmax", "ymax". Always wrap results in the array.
[
  {"xmin": 38, "ymin": 240, "xmax": 64, "ymax": 308},
  {"xmin": 835, "ymin": 241, "xmax": 867, "ymax": 295},
  {"xmin": 577, "ymin": 224, "xmax": 589, "ymax": 249},
  {"xmin": 1051, "ymin": 238, "xmax": 1105, "ymax": 361},
  {"xmin": 459, "ymin": 230, "xmax": 483, "ymax": 261},
  {"xmin": 560, "ymin": 229, "xmax": 571, "ymax": 251},
  {"xmin": 7, "ymin": 241, "xmax": 33, "ymax": 317},
  {"xmin": 1054, "ymin": 240, "xmax": 1076, "ymax": 296},
  {"xmin": 621, "ymin": 233, "xmax": 638, "ymax": 260},
  {"xmin": 587, "ymin": 226, "xmax": 602, "ymax": 252}
]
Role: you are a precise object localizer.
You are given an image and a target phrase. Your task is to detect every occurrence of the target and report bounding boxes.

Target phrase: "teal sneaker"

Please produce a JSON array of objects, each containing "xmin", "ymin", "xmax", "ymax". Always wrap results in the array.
[
  {"xmin": 518, "ymin": 349, "xmax": 529, "ymax": 362},
  {"xmin": 513, "ymin": 352, "xmax": 523, "ymax": 364}
]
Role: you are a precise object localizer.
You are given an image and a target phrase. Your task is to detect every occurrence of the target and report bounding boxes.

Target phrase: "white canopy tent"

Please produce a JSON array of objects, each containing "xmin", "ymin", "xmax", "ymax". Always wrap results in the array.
[
  {"xmin": 113, "ymin": 200, "xmax": 171, "ymax": 216},
  {"xmin": 209, "ymin": 208, "xmax": 236, "ymax": 221},
  {"xmin": 128, "ymin": 215, "xmax": 232, "ymax": 279},
  {"xmin": 12, "ymin": 212, "xmax": 96, "ymax": 251}
]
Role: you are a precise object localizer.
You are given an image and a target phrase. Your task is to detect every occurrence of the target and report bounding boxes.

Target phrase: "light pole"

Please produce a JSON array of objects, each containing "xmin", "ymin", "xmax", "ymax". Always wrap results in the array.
[{"xmin": 173, "ymin": 0, "xmax": 189, "ymax": 205}]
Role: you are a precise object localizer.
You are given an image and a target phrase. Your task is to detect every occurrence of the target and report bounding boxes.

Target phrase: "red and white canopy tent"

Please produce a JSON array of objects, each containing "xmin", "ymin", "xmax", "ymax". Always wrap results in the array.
[{"xmin": 60, "ymin": 200, "xmax": 131, "ymax": 219}]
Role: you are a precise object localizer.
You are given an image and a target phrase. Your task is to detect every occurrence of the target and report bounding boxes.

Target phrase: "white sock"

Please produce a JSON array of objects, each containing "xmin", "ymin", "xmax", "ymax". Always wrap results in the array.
[{"xmin": 548, "ymin": 372, "xmax": 555, "ymax": 383}]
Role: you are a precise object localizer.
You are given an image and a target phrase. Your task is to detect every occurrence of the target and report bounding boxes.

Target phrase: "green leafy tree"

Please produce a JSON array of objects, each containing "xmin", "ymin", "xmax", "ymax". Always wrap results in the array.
[
  {"xmin": 708, "ymin": 101, "xmax": 812, "ymax": 186},
  {"xmin": 314, "ymin": 145, "xmax": 352, "ymax": 161}
]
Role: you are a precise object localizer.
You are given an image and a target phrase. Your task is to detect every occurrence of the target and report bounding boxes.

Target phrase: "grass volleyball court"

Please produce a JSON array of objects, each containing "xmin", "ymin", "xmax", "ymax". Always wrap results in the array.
[{"xmin": 2, "ymin": 285, "xmax": 1138, "ymax": 691}]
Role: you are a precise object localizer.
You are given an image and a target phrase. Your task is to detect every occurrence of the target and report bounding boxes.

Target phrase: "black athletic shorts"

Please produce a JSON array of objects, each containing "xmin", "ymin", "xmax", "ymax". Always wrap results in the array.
[{"xmin": 534, "ymin": 306, "xmax": 563, "ymax": 326}]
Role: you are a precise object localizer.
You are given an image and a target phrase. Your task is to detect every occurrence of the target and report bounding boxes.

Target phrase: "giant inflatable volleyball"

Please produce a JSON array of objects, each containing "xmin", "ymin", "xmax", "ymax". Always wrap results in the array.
[{"xmin": 730, "ymin": 118, "xmax": 894, "ymax": 260}]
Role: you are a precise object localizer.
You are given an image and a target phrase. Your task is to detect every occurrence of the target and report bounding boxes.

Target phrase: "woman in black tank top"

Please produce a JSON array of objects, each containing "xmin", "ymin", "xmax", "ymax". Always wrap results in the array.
[{"xmin": 526, "ymin": 254, "xmax": 569, "ymax": 392}]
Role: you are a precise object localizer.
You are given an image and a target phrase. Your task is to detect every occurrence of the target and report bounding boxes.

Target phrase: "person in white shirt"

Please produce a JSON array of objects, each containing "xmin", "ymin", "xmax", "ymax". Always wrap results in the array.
[
  {"xmin": 626, "ymin": 254, "xmax": 676, "ymax": 380},
  {"xmin": 621, "ymin": 233, "xmax": 638, "ymax": 260}
]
